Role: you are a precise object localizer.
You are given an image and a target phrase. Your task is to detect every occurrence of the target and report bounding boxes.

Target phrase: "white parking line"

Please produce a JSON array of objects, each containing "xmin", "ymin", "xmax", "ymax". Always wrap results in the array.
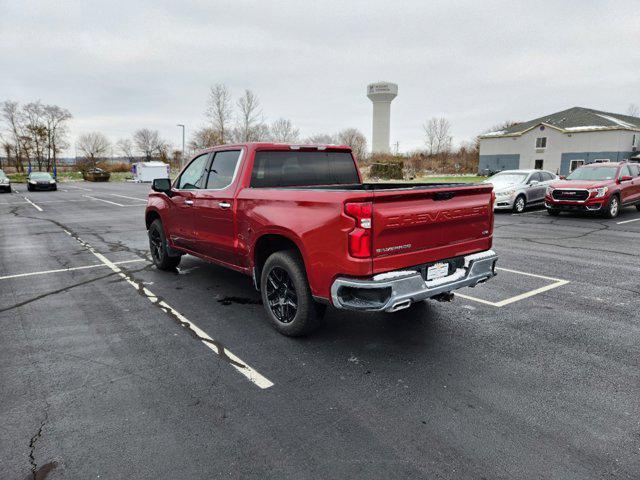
[
  {"xmin": 0, "ymin": 199, "xmax": 89, "ymax": 206},
  {"xmin": 512, "ymin": 209, "xmax": 545, "ymax": 216},
  {"xmin": 456, "ymin": 267, "xmax": 569, "ymax": 307},
  {"xmin": 23, "ymin": 196, "xmax": 43, "ymax": 211},
  {"xmin": 60, "ymin": 229, "xmax": 273, "ymax": 389},
  {"xmin": 0, "ymin": 259, "xmax": 146, "ymax": 280},
  {"xmin": 109, "ymin": 193, "xmax": 148, "ymax": 202},
  {"xmin": 83, "ymin": 195, "xmax": 126, "ymax": 206},
  {"xmin": 616, "ymin": 217, "xmax": 640, "ymax": 225}
]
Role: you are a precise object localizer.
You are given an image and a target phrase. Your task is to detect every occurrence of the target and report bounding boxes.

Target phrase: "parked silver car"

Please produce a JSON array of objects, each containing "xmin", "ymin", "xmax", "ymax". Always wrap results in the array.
[
  {"xmin": 483, "ymin": 169, "xmax": 558, "ymax": 213},
  {"xmin": 0, "ymin": 169, "xmax": 11, "ymax": 193}
]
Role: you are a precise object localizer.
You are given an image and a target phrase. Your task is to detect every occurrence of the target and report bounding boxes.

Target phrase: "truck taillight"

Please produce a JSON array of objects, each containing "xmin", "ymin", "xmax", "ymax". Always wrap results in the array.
[{"xmin": 345, "ymin": 202, "xmax": 372, "ymax": 258}]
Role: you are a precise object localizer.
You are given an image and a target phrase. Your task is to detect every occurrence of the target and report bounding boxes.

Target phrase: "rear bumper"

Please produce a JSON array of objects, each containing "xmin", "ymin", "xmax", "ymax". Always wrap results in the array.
[
  {"xmin": 29, "ymin": 183, "xmax": 56, "ymax": 190},
  {"xmin": 330, "ymin": 250, "xmax": 498, "ymax": 312}
]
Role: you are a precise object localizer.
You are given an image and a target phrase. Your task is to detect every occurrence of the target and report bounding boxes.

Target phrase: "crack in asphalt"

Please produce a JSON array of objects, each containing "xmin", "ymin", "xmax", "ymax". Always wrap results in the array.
[
  {"xmin": 0, "ymin": 271, "xmax": 119, "ymax": 313},
  {"xmin": 28, "ymin": 404, "xmax": 57, "ymax": 480}
]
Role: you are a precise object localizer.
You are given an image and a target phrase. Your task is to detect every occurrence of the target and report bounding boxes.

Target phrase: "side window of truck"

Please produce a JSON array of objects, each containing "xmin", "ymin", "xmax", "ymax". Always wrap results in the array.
[
  {"xmin": 177, "ymin": 154, "xmax": 209, "ymax": 190},
  {"xmin": 205, "ymin": 150, "xmax": 241, "ymax": 189},
  {"xmin": 628, "ymin": 164, "xmax": 639, "ymax": 177}
]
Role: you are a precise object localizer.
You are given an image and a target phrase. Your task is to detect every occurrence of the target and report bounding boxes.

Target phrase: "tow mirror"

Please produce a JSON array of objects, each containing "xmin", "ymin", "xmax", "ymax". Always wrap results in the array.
[
  {"xmin": 152, "ymin": 178, "xmax": 172, "ymax": 196},
  {"xmin": 619, "ymin": 175, "xmax": 633, "ymax": 182}
]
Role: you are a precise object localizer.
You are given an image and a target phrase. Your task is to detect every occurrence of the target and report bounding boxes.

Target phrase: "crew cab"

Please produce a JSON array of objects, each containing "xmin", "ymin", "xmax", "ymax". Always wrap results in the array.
[
  {"xmin": 145, "ymin": 143, "xmax": 498, "ymax": 336},
  {"xmin": 545, "ymin": 161, "xmax": 640, "ymax": 218}
]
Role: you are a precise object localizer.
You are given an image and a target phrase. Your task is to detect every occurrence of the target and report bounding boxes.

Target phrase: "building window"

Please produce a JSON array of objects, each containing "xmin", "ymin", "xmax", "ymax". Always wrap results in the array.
[
  {"xmin": 535, "ymin": 137, "xmax": 547, "ymax": 148},
  {"xmin": 633, "ymin": 134, "xmax": 639, "ymax": 147},
  {"xmin": 534, "ymin": 159, "xmax": 544, "ymax": 170},
  {"xmin": 570, "ymin": 160, "xmax": 584, "ymax": 172}
]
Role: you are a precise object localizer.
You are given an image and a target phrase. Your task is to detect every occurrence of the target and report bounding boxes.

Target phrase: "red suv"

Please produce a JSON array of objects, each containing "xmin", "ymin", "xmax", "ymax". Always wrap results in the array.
[{"xmin": 545, "ymin": 161, "xmax": 640, "ymax": 218}]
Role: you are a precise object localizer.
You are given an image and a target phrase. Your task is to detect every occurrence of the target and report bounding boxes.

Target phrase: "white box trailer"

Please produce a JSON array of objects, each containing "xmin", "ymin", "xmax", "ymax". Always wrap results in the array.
[{"xmin": 132, "ymin": 161, "xmax": 170, "ymax": 183}]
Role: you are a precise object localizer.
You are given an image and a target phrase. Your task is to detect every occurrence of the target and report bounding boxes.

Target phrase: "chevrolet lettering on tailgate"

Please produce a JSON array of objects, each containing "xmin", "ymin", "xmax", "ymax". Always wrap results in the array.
[{"xmin": 385, "ymin": 205, "xmax": 488, "ymax": 228}]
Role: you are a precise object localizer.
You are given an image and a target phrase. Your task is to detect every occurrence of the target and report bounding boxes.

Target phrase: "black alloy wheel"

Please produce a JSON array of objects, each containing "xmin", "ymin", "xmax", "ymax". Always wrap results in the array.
[
  {"xmin": 148, "ymin": 219, "xmax": 181, "ymax": 270},
  {"xmin": 265, "ymin": 266, "xmax": 298, "ymax": 324},
  {"xmin": 149, "ymin": 227, "xmax": 163, "ymax": 263}
]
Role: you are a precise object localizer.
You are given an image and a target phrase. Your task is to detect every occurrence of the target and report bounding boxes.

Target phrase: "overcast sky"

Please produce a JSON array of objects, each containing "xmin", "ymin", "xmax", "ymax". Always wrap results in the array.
[{"xmin": 1, "ymin": 0, "xmax": 639, "ymax": 156}]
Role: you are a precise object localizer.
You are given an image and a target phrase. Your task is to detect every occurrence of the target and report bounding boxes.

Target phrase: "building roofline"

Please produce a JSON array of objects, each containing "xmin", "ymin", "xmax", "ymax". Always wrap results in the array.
[{"xmin": 479, "ymin": 123, "xmax": 640, "ymax": 139}]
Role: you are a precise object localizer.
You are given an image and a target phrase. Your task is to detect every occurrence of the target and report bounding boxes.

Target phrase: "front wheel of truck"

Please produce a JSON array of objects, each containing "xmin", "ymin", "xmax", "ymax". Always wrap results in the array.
[
  {"xmin": 148, "ymin": 219, "xmax": 181, "ymax": 271},
  {"xmin": 260, "ymin": 250, "xmax": 324, "ymax": 337}
]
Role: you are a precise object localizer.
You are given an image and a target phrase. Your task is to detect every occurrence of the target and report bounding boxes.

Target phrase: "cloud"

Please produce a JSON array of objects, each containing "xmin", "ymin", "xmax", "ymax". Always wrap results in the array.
[{"xmin": 1, "ymin": 0, "xmax": 638, "ymax": 154}]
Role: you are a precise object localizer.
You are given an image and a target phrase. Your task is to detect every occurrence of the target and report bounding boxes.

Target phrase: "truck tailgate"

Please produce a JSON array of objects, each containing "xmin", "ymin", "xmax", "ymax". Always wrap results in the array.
[{"xmin": 371, "ymin": 184, "xmax": 494, "ymax": 273}]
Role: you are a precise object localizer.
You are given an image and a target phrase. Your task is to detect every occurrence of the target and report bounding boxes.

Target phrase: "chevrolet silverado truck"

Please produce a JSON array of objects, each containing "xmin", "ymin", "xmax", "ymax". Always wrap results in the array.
[
  {"xmin": 545, "ymin": 161, "xmax": 640, "ymax": 218},
  {"xmin": 145, "ymin": 143, "xmax": 498, "ymax": 336}
]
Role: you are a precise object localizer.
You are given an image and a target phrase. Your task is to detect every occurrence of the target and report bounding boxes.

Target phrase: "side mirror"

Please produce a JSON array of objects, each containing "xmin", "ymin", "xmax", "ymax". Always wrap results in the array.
[
  {"xmin": 528, "ymin": 180, "xmax": 539, "ymax": 186},
  {"xmin": 619, "ymin": 175, "xmax": 633, "ymax": 182},
  {"xmin": 152, "ymin": 178, "xmax": 172, "ymax": 195}
]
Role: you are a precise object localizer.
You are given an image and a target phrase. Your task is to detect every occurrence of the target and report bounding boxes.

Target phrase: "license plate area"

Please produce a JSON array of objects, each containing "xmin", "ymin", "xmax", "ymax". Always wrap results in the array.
[
  {"xmin": 417, "ymin": 256, "xmax": 464, "ymax": 282},
  {"xmin": 427, "ymin": 263, "xmax": 449, "ymax": 281}
]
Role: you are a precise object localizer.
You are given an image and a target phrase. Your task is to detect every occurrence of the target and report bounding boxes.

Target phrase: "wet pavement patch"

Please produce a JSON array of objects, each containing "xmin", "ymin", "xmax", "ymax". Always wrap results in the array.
[{"xmin": 217, "ymin": 296, "xmax": 262, "ymax": 306}]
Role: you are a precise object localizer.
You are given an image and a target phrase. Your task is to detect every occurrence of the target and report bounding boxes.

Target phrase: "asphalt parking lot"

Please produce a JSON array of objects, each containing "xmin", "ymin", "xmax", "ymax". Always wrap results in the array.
[{"xmin": 1, "ymin": 182, "xmax": 639, "ymax": 479}]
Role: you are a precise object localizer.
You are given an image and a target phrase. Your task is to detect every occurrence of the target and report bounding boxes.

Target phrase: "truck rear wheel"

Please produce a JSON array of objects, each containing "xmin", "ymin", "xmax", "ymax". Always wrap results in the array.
[
  {"xmin": 260, "ymin": 250, "xmax": 324, "ymax": 337},
  {"xmin": 148, "ymin": 219, "xmax": 181, "ymax": 270}
]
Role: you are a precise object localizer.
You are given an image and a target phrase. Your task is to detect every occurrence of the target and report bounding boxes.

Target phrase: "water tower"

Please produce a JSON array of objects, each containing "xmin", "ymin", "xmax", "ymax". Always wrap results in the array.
[{"xmin": 367, "ymin": 82, "xmax": 398, "ymax": 153}]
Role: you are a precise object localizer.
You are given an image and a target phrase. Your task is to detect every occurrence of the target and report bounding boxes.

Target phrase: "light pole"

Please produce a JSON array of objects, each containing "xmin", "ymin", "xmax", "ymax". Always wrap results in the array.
[{"xmin": 177, "ymin": 124, "xmax": 185, "ymax": 167}]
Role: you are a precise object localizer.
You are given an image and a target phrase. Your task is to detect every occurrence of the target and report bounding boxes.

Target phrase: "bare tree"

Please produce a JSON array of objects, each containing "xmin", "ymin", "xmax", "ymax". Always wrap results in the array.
[
  {"xmin": 43, "ymin": 104, "xmax": 72, "ymax": 171},
  {"xmin": 269, "ymin": 118, "xmax": 300, "ymax": 143},
  {"xmin": 22, "ymin": 101, "xmax": 49, "ymax": 171},
  {"xmin": 188, "ymin": 126, "xmax": 222, "ymax": 152},
  {"xmin": 304, "ymin": 133, "xmax": 337, "ymax": 144},
  {"xmin": 77, "ymin": 132, "xmax": 110, "ymax": 170},
  {"xmin": 206, "ymin": 84, "xmax": 233, "ymax": 143},
  {"xmin": 1, "ymin": 101, "xmax": 24, "ymax": 172},
  {"xmin": 133, "ymin": 128, "xmax": 168, "ymax": 161},
  {"xmin": 627, "ymin": 103, "xmax": 640, "ymax": 117},
  {"xmin": 337, "ymin": 128, "xmax": 367, "ymax": 161},
  {"xmin": 423, "ymin": 117, "xmax": 453, "ymax": 172},
  {"xmin": 116, "ymin": 138, "xmax": 135, "ymax": 162},
  {"xmin": 236, "ymin": 89, "xmax": 263, "ymax": 142}
]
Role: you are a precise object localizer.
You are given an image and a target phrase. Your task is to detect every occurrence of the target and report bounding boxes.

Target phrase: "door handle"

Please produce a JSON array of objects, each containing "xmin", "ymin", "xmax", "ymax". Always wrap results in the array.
[
  {"xmin": 218, "ymin": 202, "xmax": 231, "ymax": 209},
  {"xmin": 184, "ymin": 199, "xmax": 194, "ymax": 206}
]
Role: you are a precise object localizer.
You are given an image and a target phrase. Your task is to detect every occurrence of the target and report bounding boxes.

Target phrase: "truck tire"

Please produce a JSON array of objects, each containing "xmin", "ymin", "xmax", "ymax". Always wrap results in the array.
[
  {"xmin": 148, "ymin": 219, "xmax": 181, "ymax": 270},
  {"xmin": 260, "ymin": 250, "xmax": 324, "ymax": 337},
  {"xmin": 635, "ymin": 204, "xmax": 640, "ymax": 212},
  {"xmin": 603, "ymin": 195, "xmax": 620, "ymax": 219},
  {"xmin": 513, "ymin": 195, "xmax": 526, "ymax": 213}
]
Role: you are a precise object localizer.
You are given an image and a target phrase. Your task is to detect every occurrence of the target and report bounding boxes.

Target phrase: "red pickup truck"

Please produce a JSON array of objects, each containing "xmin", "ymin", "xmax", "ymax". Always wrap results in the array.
[
  {"xmin": 145, "ymin": 143, "xmax": 498, "ymax": 336},
  {"xmin": 545, "ymin": 161, "xmax": 640, "ymax": 218}
]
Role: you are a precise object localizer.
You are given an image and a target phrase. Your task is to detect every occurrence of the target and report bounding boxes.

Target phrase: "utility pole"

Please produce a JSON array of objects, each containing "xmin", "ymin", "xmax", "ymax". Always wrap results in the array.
[{"xmin": 177, "ymin": 124, "xmax": 185, "ymax": 167}]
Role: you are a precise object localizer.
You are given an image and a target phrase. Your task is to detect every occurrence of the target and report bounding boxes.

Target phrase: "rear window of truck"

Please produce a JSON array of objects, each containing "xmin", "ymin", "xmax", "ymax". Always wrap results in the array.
[{"xmin": 250, "ymin": 151, "xmax": 359, "ymax": 187}]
